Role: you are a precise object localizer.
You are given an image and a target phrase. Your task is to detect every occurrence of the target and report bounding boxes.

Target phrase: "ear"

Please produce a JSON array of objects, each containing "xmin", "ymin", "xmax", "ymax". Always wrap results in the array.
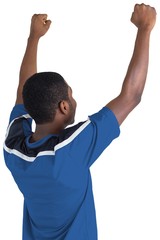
[{"xmin": 59, "ymin": 100, "xmax": 69, "ymax": 115}]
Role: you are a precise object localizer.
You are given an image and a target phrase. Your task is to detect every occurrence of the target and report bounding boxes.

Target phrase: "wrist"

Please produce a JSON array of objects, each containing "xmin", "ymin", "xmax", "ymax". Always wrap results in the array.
[
  {"xmin": 28, "ymin": 34, "xmax": 40, "ymax": 42},
  {"xmin": 137, "ymin": 27, "xmax": 152, "ymax": 37},
  {"xmin": 137, "ymin": 24, "xmax": 154, "ymax": 34}
]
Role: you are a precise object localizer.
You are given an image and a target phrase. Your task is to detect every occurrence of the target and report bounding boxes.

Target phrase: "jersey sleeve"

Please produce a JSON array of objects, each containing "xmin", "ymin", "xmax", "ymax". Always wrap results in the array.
[
  {"xmin": 57, "ymin": 107, "xmax": 120, "ymax": 168},
  {"xmin": 87, "ymin": 107, "xmax": 120, "ymax": 166},
  {"xmin": 4, "ymin": 104, "xmax": 32, "ymax": 150},
  {"xmin": 9, "ymin": 104, "xmax": 31, "ymax": 123}
]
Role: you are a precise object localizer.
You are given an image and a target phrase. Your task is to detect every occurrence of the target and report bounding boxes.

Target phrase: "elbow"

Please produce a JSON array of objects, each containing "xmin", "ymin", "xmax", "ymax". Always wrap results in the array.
[
  {"xmin": 136, "ymin": 94, "xmax": 142, "ymax": 105},
  {"xmin": 132, "ymin": 93, "xmax": 142, "ymax": 108}
]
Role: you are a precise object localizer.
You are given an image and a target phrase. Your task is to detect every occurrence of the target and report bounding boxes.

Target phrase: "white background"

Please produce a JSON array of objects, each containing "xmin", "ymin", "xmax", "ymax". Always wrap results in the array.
[{"xmin": 1, "ymin": 0, "xmax": 160, "ymax": 239}]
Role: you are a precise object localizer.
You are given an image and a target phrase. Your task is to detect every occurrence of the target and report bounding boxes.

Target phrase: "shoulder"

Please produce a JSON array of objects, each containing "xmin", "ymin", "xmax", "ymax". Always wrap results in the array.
[
  {"xmin": 9, "ymin": 104, "xmax": 30, "ymax": 123},
  {"xmin": 89, "ymin": 107, "xmax": 120, "ymax": 129}
]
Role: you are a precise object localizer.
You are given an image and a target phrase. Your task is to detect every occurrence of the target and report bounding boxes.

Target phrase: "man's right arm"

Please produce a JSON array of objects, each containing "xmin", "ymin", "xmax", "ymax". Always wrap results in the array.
[
  {"xmin": 106, "ymin": 3, "xmax": 156, "ymax": 125},
  {"xmin": 15, "ymin": 14, "xmax": 51, "ymax": 105}
]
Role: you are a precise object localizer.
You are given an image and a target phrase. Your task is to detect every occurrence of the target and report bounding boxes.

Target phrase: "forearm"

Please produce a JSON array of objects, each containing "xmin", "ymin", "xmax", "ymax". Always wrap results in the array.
[
  {"xmin": 121, "ymin": 28, "xmax": 151, "ymax": 101},
  {"xmin": 16, "ymin": 36, "xmax": 39, "ymax": 104},
  {"xmin": 106, "ymin": 29, "xmax": 152, "ymax": 125},
  {"xmin": 19, "ymin": 36, "xmax": 39, "ymax": 85}
]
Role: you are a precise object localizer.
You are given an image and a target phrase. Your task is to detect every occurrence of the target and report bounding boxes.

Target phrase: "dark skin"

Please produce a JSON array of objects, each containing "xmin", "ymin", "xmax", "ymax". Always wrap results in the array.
[
  {"xmin": 30, "ymin": 87, "xmax": 77, "ymax": 142},
  {"xmin": 15, "ymin": 4, "xmax": 156, "ymax": 142}
]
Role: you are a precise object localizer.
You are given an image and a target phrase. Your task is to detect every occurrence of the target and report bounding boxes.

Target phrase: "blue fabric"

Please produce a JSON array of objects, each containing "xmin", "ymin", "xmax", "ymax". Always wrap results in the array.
[{"xmin": 4, "ymin": 104, "xmax": 120, "ymax": 240}]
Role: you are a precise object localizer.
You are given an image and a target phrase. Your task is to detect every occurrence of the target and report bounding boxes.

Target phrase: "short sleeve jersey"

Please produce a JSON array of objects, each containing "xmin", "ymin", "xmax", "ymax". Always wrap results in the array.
[{"xmin": 3, "ymin": 104, "xmax": 120, "ymax": 240}]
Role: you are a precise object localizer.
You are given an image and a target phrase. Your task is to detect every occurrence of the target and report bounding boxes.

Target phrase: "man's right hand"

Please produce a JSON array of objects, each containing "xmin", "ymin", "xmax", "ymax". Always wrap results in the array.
[{"xmin": 30, "ymin": 14, "xmax": 52, "ymax": 39}]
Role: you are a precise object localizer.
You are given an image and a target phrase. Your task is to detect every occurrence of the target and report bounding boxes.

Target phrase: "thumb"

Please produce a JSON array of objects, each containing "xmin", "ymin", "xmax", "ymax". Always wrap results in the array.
[{"xmin": 45, "ymin": 20, "xmax": 52, "ymax": 29}]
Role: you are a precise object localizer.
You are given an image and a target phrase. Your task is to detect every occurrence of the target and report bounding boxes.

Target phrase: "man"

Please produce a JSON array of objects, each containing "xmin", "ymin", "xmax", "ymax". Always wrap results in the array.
[{"xmin": 3, "ymin": 4, "xmax": 156, "ymax": 240}]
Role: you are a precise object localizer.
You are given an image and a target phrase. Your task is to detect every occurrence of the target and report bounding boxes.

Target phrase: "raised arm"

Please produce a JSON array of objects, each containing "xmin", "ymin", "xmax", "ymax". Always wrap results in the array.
[
  {"xmin": 106, "ymin": 4, "xmax": 156, "ymax": 125},
  {"xmin": 15, "ymin": 14, "xmax": 51, "ymax": 104}
]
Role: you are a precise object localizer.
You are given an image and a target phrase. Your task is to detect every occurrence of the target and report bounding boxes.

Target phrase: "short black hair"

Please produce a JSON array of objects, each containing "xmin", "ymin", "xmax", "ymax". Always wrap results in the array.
[{"xmin": 22, "ymin": 72, "xmax": 69, "ymax": 124}]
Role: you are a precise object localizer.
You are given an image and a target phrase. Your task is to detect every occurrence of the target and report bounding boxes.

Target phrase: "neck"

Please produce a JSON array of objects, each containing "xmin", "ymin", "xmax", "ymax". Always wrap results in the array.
[{"xmin": 31, "ymin": 121, "xmax": 64, "ymax": 142}]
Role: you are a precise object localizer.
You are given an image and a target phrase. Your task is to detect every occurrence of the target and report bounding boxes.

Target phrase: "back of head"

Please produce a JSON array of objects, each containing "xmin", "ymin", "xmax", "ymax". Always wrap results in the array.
[{"xmin": 23, "ymin": 72, "xmax": 69, "ymax": 124}]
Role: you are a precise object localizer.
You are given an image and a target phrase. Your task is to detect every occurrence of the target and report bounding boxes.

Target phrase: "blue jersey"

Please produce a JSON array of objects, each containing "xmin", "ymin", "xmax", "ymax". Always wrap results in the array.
[{"xmin": 3, "ymin": 104, "xmax": 120, "ymax": 240}]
